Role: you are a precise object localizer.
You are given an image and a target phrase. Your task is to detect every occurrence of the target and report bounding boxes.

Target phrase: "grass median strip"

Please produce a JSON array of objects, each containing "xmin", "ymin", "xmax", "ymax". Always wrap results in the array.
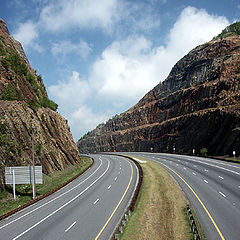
[
  {"xmin": 120, "ymin": 159, "xmax": 193, "ymax": 240},
  {"xmin": 0, "ymin": 156, "xmax": 92, "ymax": 216}
]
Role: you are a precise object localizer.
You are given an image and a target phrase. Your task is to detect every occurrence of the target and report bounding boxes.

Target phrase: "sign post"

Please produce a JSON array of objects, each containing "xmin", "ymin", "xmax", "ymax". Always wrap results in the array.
[
  {"xmin": 5, "ymin": 166, "xmax": 42, "ymax": 200},
  {"xmin": 12, "ymin": 169, "xmax": 16, "ymax": 200},
  {"xmin": 32, "ymin": 126, "xmax": 36, "ymax": 199}
]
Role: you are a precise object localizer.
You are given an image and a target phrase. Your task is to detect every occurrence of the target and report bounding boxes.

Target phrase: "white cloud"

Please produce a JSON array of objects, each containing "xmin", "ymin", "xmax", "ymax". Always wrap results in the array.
[
  {"xmin": 13, "ymin": 21, "xmax": 43, "ymax": 52},
  {"xmin": 71, "ymin": 105, "xmax": 109, "ymax": 138},
  {"xmin": 49, "ymin": 6, "xmax": 229, "ymax": 141},
  {"xmin": 39, "ymin": 0, "xmax": 119, "ymax": 32},
  {"xmin": 48, "ymin": 71, "xmax": 90, "ymax": 113},
  {"xmin": 51, "ymin": 40, "xmax": 92, "ymax": 59},
  {"xmin": 89, "ymin": 35, "xmax": 159, "ymax": 102},
  {"xmin": 167, "ymin": 6, "xmax": 229, "ymax": 52}
]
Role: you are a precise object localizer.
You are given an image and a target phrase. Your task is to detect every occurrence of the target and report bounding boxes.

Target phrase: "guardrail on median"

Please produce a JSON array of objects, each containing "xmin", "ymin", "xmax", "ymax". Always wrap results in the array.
[{"xmin": 0, "ymin": 157, "xmax": 94, "ymax": 221}]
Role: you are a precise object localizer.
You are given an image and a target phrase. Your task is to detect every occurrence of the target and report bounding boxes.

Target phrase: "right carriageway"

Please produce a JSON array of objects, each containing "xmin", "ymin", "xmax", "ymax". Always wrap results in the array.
[{"xmin": 125, "ymin": 152, "xmax": 240, "ymax": 240}]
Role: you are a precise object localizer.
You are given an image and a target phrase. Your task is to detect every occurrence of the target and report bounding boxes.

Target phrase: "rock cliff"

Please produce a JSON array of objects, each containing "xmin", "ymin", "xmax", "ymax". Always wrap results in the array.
[
  {"xmin": 77, "ymin": 24, "xmax": 240, "ymax": 157},
  {"xmin": 0, "ymin": 19, "xmax": 81, "ymax": 190}
]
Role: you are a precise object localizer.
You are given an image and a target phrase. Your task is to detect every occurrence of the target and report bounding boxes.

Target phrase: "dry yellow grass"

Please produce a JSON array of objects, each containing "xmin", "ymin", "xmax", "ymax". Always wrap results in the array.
[{"xmin": 121, "ymin": 159, "xmax": 192, "ymax": 240}]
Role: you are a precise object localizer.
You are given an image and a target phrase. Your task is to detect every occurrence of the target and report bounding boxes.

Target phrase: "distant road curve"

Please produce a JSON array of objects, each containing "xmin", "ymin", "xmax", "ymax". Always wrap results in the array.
[
  {"xmin": 0, "ymin": 154, "xmax": 138, "ymax": 240},
  {"xmin": 124, "ymin": 152, "xmax": 240, "ymax": 240}
]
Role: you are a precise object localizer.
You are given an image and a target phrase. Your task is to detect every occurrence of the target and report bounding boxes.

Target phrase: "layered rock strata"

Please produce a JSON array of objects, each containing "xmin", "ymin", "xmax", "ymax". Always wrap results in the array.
[{"xmin": 78, "ymin": 35, "xmax": 240, "ymax": 156}]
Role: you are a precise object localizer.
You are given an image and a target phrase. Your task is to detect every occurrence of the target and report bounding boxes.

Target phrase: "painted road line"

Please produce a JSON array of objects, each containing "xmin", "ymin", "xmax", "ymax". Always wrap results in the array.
[
  {"xmin": 204, "ymin": 169, "xmax": 209, "ymax": 172},
  {"xmin": 219, "ymin": 192, "xmax": 226, "ymax": 198},
  {"xmin": 158, "ymin": 162, "xmax": 226, "ymax": 240},
  {"xmin": 192, "ymin": 172, "xmax": 196, "ymax": 175},
  {"xmin": 108, "ymin": 185, "xmax": 111, "ymax": 190},
  {"xmin": 95, "ymin": 159, "xmax": 133, "ymax": 240},
  {"xmin": 94, "ymin": 198, "xmax": 100, "ymax": 205},
  {"xmin": 183, "ymin": 167, "xmax": 186, "ymax": 170},
  {"xmin": 12, "ymin": 160, "xmax": 111, "ymax": 240},
  {"xmin": 186, "ymin": 158, "xmax": 240, "ymax": 176},
  {"xmin": 204, "ymin": 180, "xmax": 209, "ymax": 184},
  {"xmin": 114, "ymin": 177, "xmax": 117, "ymax": 181},
  {"xmin": 0, "ymin": 157, "xmax": 103, "ymax": 231},
  {"xmin": 218, "ymin": 176, "xmax": 224, "ymax": 180},
  {"xmin": 65, "ymin": 221, "xmax": 76, "ymax": 232}
]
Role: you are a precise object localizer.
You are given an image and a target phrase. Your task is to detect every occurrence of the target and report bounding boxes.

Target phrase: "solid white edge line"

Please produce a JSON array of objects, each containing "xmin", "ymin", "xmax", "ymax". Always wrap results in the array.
[
  {"xmin": 0, "ymin": 157, "xmax": 104, "ymax": 231},
  {"xmin": 65, "ymin": 221, "xmax": 76, "ymax": 232},
  {"xmin": 12, "ymin": 159, "xmax": 111, "ymax": 240}
]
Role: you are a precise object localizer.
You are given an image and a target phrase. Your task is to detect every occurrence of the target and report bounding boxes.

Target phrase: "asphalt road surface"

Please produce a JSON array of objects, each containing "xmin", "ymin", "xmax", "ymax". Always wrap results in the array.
[
  {"xmin": 0, "ymin": 154, "xmax": 138, "ymax": 240},
  {"xmin": 125, "ymin": 152, "xmax": 240, "ymax": 240}
]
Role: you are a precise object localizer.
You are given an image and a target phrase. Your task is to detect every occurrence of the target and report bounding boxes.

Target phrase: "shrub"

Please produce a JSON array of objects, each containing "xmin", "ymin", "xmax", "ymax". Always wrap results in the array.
[
  {"xmin": 1, "ymin": 51, "xmax": 28, "ymax": 76},
  {"xmin": 37, "ymin": 74, "xmax": 43, "ymax": 82},
  {"xmin": 1, "ymin": 83, "xmax": 17, "ymax": 100},
  {"xmin": 26, "ymin": 72, "xmax": 35, "ymax": 83},
  {"xmin": 0, "ymin": 42, "xmax": 6, "ymax": 56},
  {"xmin": 200, "ymin": 148, "xmax": 208, "ymax": 157},
  {"xmin": 35, "ymin": 142, "xmax": 42, "ymax": 157},
  {"xmin": 40, "ymin": 96, "xmax": 58, "ymax": 111},
  {"xmin": 28, "ymin": 99, "xmax": 40, "ymax": 112},
  {"xmin": 41, "ymin": 113, "xmax": 45, "ymax": 122}
]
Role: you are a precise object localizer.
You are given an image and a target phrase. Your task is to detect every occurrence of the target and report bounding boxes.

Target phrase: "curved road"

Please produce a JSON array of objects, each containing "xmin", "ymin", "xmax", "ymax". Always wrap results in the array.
[
  {"xmin": 0, "ymin": 154, "xmax": 138, "ymax": 240},
  {"xmin": 126, "ymin": 152, "xmax": 240, "ymax": 240}
]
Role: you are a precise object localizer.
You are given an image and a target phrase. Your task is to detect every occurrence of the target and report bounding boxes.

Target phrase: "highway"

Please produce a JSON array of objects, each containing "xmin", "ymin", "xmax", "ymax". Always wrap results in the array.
[
  {"xmin": 0, "ymin": 154, "xmax": 138, "ymax": 240},
  {"xmin": 125, "ymin": 152, "xmax": 240, "ymax": 240}
]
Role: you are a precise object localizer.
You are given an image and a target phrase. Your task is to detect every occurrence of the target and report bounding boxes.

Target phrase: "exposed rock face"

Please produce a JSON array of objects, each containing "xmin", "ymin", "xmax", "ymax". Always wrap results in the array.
[
  {"xmin": 78, "ymin": 35, "xmax": 240, "ymax": 156},
  {"xmin": 0, "ymin": 19, "xmax": 81, "ymax": 190}
]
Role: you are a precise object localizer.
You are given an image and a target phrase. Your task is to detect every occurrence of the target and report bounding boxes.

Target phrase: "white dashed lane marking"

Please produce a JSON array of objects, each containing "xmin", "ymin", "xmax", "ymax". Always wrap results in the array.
[
  {"xmin": 204, "ymin": 180, "xmax": 209, "ymax": 184},
  {"xmin": 219, "ymin": 192, "xmax": 226, "ymax": 198},
  {"xmin": 65, "ymin": 221, "xmax": 76, "ymax": 232},
  {"xmin": 192, "ymin": 172, "xmax": 196, "ymax": 175},
  {"xmin": 108, "ymin": 185, "xmax": 111, "ymax": 190},
  {"xmin": 93, "ymin": 198, "xmax": 99, "ymax": 205},
  {"xmin": 218, "ymin": 176, "xmax": 224, "ymax": 180}
]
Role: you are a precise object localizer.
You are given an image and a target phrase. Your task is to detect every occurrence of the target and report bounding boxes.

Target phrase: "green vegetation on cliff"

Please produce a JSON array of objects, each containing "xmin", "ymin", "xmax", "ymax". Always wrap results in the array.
[{"xmin": 213, "ymin": 21, "xmax": 240, "ymax": 40}]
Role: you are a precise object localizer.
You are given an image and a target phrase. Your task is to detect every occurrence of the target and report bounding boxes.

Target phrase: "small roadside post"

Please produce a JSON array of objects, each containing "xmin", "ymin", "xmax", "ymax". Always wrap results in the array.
[
  {"xmin": 32, "ymin": 125, "xmax": 37, "ymax": 199},
  {"xmin": 12, "ymin": 169, "xmax": 16, "ymax": 200},
  {"xmin": 233, "ymin": 150, "xmax": 236, "ymax": 159}
]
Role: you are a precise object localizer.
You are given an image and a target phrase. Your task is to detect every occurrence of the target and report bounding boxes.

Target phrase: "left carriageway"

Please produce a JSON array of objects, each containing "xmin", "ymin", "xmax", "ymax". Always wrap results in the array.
[{"xmin": 0, "ymin": 154, "xmax": 138, "ymax": 240}]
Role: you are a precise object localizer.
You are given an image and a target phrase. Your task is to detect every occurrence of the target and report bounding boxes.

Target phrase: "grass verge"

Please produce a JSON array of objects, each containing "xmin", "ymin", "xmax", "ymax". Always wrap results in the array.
[
  {"xmin": 120, "ymin": 159, "xmax": 193, "ymax": 240},
  {"xmin": 0, "ymin": 156, "xmax": 92, "ymax": 216}
]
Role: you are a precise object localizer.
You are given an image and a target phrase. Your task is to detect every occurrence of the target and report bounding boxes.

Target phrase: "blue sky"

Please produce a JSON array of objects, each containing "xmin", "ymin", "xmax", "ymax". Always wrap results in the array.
[{"xmin": 0, "ymin": 0, "xmax": 239, "ymax": 141}]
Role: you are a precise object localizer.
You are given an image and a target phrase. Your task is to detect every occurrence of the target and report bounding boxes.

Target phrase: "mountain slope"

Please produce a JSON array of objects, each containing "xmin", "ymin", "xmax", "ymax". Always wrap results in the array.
[
  {"xmin": 0, "ymin": 19, "xmax": 81, "ymax": 190},
  {"xmin": 77, "ymin": 24, "xmax": 240, "ymax": 156}
]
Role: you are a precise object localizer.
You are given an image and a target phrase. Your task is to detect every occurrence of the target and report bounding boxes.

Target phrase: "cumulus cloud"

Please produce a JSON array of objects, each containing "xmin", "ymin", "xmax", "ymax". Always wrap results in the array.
[
  {"xmin": 48, "ymin": 71, "xmax": 90, "ymax": 113},
  {"xmin": 70, "ymin": 105, "xmax": 109, "ymax": 138},
  {"xmin": 39, "ymin": 0, "xmax": 119, "ymax": 32},
  {"xmin": 51, "ymin": 40, "xmax": 92, "ymax": 59},
  {"xmin": 13, "ymin": 21, "xmax": 43, "ymax": 52},
  {"xmin": 167, "ymin": 7, "xmax": 229, "ymax": 52},
  {"xmin": 49, "ymin": 6, "xmax": 229, "ymax": 141}
]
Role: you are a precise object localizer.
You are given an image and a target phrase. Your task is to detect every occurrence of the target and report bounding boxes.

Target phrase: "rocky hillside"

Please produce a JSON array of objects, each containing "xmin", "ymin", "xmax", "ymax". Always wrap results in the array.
[
  {"xmin": 77, "ymin": 23, "xmax": 240, "ymax": 156},
  {"xmin": 0, "ymin": 19, "xmax": 81, "ymax": 190}
]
